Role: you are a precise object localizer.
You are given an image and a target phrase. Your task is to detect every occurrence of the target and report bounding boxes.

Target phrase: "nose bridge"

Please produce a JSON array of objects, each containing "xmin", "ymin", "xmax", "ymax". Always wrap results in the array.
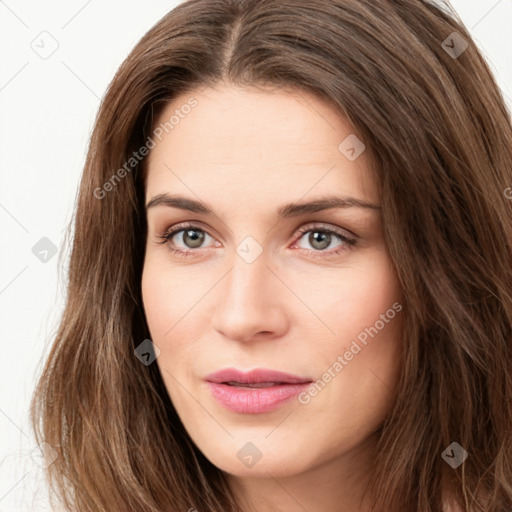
[
  {"xmin": 225, "ymin": 245, "xmax": 272, "ymax": 310},
  {"xmin": 212, "ymin": 241, "xmax": 287, "ymax": 341}
]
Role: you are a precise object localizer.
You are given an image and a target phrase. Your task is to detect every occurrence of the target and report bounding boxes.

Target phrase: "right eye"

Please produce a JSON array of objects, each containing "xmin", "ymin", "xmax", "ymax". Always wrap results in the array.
[{"xmin": 158, "ymin": 222, "xmax": 216, "ymax": 256}]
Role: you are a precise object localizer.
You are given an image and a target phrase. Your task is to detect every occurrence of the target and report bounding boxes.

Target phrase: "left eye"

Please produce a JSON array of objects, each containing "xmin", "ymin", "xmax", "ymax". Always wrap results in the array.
[{"xmin": 294, "ymin": 228, "xmax": 354, "ymax": 252}]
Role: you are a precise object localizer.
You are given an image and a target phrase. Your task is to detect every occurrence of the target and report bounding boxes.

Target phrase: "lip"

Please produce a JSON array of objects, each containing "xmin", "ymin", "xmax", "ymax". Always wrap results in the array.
[
  {"xmin": 205, "ymin": 368, "xmax": 312, "ymax": 385},
  {"xmin": 204, "ymin": 368, "xmax": 313, "ymax": 414}
]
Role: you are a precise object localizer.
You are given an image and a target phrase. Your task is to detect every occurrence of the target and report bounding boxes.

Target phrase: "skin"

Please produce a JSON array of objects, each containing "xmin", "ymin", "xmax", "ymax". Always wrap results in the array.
[{"xmin": 141, "ymin": 82, "xmax": 405, "ymax": 512}]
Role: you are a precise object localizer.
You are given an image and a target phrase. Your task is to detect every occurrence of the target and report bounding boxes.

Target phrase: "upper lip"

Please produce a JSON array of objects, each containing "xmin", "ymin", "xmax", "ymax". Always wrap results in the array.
[{"xmin": 205, "ymin": 368, "xmax": 313, "ymax": 384}]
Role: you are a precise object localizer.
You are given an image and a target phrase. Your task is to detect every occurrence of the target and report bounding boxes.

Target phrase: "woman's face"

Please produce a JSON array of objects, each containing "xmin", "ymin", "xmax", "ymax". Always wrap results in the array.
[{"xmin": 141, "ymin": 82, "xmax": 404, "ymax": 481}]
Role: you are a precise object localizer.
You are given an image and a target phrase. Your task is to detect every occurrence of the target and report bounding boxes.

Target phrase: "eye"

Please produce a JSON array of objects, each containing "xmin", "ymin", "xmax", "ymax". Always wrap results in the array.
[
  {"xmin": 156, "ymin": 221, "xmax": 357, "ymax": 258},
  {"xmin": 157, "ymin": 222, "xmax": 216, "ymax": 255},
  {"xmin": 292, "ymin": 223, "xmax": 357, "ymax": 257}
]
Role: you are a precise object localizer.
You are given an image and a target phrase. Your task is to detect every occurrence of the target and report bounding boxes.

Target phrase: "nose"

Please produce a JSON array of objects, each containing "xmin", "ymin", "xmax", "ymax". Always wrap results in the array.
[{"xmin": 211, "ymin": 251, "xmax": 289, "ymax": 343}]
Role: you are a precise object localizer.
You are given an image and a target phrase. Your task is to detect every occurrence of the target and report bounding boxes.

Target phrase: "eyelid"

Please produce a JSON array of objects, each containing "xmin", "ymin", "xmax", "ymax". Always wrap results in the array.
[
  {"xmin": 293, "ymin": 221, "xmax": 357, "ymax": 240},
  {"xmin": 158, "ymin": 220, "xmax": 218, "ymax": 243}
]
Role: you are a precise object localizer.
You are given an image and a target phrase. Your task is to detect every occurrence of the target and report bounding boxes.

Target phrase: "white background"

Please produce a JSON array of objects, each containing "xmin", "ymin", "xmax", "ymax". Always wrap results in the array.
[{"xmin": 0, "ymin": 1, "xmax": 511, "ymax": 510}]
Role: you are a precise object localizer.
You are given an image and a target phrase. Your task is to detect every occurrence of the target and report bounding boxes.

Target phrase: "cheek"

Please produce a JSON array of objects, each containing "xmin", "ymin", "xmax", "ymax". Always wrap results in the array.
[
  {"xmin": 141, "ymin": 254, "xmax": 205, "ymax": 342},
  {"xmin": 141, "ymin": 255, "xmax": 215, "ymax": 399},
  {"xmin": 141, "ymin": 260, "xmax": 200, "ymax": 407},
  {"xmin": 341, "ymin": 252, "xmax": 403, "ymax": 380},
  {"xmin": 296, "ymin": 258, "xmax": 403, "ymax": 453},
  {"xmin": 291, "ymin": 248, "xmax": 403, "ymax": 345},
  {"xmin": 301, "ymin": 249, "xmax": 404, "ymax": 405}
]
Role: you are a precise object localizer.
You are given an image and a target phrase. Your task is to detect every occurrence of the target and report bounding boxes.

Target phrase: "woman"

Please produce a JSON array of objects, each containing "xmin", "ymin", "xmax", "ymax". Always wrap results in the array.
[{"xmin": 30, "ymin": 0, "xmax": 512, "ymax": 511}]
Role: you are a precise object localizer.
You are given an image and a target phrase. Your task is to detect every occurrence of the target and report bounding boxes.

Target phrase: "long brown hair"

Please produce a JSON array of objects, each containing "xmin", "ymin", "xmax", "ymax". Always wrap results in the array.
[{"xmin": 30, "ymin": 0, "xmax": 512, "ymax": 510}]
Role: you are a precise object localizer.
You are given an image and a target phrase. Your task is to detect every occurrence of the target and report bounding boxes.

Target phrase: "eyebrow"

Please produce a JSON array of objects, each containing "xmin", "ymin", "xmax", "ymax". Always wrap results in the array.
[{"xmin": 146, "ymin": 193, "xmax": 381, "ymax": 217}]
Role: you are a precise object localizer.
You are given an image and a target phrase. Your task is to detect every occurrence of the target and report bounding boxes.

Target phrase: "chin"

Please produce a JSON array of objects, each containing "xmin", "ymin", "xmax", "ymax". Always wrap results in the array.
[{"xmin": 193, "ymin": 434, "xmax": 318, "ymax": 478}]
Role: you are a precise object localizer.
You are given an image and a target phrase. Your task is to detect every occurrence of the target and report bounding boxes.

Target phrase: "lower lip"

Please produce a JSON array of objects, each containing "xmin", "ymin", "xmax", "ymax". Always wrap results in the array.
[{"xmin": 206, "ymin": 382, "xmax": 310, "ymax": 414}]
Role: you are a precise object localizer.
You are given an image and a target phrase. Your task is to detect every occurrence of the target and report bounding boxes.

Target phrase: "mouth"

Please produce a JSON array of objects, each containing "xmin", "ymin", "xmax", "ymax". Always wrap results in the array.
[{"xmin": 204, "ymin": 368, "xmax": 313, "ymax": 414}]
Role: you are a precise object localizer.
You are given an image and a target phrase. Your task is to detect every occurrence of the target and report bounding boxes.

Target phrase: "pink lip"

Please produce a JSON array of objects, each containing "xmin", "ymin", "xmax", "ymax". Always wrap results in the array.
[{"xmin": 204, "ymin": 368, "xmax": 313, "ymax": 414}]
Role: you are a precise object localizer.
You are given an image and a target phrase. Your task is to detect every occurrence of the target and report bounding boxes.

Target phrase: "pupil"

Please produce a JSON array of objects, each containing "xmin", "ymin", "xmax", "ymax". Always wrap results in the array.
[
  {"xmin": 184, "ymin": 229, "xmax": 204, "ymax": 248},
  {"xmin": 310, "ymin": 231, "xmax": 330, "ymax": 250}
]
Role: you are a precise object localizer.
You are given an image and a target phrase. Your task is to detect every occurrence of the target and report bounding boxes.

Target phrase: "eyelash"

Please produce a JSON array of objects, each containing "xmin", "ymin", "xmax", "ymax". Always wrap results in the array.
[{"xmin": 156, "ymin": 222, "xmax": 357, "ymax": 259}]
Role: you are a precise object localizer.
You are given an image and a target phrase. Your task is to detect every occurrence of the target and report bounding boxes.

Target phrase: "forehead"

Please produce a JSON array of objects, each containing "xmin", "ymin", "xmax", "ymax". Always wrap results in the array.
[{"xmin": 145, "ymin": 84, "xmax": 378, "ymax": 210}]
